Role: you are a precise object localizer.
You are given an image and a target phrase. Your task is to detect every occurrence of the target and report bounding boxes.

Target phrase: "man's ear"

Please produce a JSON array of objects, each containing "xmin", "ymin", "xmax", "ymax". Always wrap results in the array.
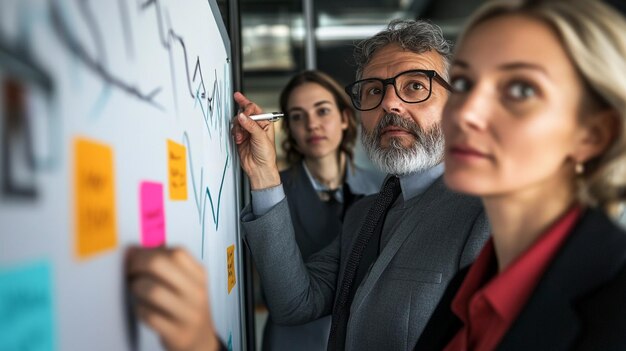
[{"xmin": 573, "ymin": 109, "xmax": 620, "ymax": 163}]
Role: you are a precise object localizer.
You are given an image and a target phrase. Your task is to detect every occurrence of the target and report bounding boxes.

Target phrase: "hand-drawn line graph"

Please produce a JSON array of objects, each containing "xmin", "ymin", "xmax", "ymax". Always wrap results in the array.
[
  {"xmin": 49, "ymin": 0, "xmax": 164, "ymax": 110},
  {"xmin": 47, "ymin": 0, "xmax": 233, "ymax": 236},
  {"xmin": 2, "ymin": 0, "xmax": 241, "ymax": 347},
  {"xmin": 140, "ymin": 0, "xmax": 232, "ymax": 153},
  {"xmin": 49, "ymin": 0, "xmax": 232, "ymax": 150},
  {"xmin": 183, "ymin": 132, "xmax": 230, "ymax": 259},
  {"xmin": 194, "ymin": 65, "xmax": 231, "ymax": 155},
  {"xmin": 3, "ymin": 0, "xmax": 233, "ymax": 248},
  {"xmin": 49, "ymin": 0, "xmax": 229, "ymax": 117}
]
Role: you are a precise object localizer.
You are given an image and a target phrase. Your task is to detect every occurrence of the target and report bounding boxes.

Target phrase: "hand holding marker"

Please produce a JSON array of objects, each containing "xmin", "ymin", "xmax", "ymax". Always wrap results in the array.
[{"xmin": 249, "ymin": 112, "xmax": 284, "ymax": 122}]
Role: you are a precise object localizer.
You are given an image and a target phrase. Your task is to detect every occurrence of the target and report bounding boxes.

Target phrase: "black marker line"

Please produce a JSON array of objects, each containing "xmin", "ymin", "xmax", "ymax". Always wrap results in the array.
[
  {"xmin": 50, "ymin": 0, "xmax": 164, "ymax": 109},
  {"xmin": 118, "ymin": 0, "xmax": 134, "ymax": 59}
]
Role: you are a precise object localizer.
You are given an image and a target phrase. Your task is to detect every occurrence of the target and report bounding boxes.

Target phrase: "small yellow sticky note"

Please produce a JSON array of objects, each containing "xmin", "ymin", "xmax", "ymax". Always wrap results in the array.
[
  {"xmin": 167, "ymin": 139, "xmax": 187, "ymax": 200},
  {"xmin": 227, "ymin": 245, "xmax": 236, "ymax": 294},
  {"xmin": 74, "ymin": 138, "xmax": 117, "ymax": 259}
]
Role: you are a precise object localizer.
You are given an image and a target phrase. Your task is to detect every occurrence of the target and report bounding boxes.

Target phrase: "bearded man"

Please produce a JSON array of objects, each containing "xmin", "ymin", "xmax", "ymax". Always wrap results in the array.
[{"xmin": 233, "ymin": 19, "xmax": 490, "ymax": 351}]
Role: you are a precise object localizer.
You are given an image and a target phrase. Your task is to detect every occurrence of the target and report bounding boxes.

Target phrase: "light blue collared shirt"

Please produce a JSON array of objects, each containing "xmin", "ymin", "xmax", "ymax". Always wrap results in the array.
[
  {"xmin": 396, "ymin": 163, "xmax": 444, "ymax": 203},
  {"xmin": 302, "ymin": 161, "xmax": 344, "ymax": 203},
  {"xmin": 251, "ymin": 163, "xmax": 444, "ymax": 217}
]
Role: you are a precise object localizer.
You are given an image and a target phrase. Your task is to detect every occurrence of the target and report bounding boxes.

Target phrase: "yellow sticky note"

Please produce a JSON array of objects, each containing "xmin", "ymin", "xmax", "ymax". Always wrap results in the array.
[
  {"xmin": 227, "ymin": 245, "xmax": 236, "ymax": 294},
  {"xmin": 74, "ymin": 138, "xmax": 117, "ymax": 259},
  {"xmin": 167, "ymin": 140, "xmax": 187, "ymax": 200}
]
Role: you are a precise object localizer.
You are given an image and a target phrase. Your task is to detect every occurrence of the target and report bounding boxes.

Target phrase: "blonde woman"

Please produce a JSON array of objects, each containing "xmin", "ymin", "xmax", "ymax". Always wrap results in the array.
[{"xmin": 416, "ymin": 0, "xmax": 626, "ymax": 350}]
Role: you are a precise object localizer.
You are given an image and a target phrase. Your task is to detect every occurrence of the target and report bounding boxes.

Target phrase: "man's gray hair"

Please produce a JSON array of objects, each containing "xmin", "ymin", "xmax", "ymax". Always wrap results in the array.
[{"xmin": 354, "ymin": 19, "xmax": 453, "ymax": 80}]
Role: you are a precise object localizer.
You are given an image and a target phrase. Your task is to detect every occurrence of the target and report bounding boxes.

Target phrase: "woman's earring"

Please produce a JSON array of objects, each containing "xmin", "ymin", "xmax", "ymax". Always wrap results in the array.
[{"xmin": 575, "ymin": 162, "xmax": 585, "ymax": 175}]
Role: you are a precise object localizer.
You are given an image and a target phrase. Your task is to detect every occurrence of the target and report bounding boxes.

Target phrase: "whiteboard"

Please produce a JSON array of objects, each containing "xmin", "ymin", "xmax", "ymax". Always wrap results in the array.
[{"xmin": 0, "ymin": 0, "xmax": 245, "ymax": 350}]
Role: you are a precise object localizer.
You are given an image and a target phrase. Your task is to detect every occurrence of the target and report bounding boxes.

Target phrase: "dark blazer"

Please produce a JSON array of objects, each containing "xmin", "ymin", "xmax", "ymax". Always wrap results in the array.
[
  {"xmin": 415, "ymin": 207, "xmax": 626, "ymax": 351},
  {"xmin": 278, "ymin": 163, "xmax": 364, "ymax": 260}
]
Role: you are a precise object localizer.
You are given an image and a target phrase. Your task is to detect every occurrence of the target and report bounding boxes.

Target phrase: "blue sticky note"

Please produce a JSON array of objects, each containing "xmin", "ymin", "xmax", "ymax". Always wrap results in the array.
[
  {"xmin": 0, "ymin": 261, "xmax": 56, "ymax": 351},
  {"xmin": 227, "ymin": 332, "xmax": 233, "ymax": 351}
]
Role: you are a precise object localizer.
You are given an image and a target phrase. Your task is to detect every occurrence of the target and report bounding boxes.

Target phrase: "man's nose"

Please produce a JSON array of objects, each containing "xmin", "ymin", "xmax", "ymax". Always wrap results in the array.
[{"xmin": 380, "ymin": 84, "xmax": 404, "ymax": 114}]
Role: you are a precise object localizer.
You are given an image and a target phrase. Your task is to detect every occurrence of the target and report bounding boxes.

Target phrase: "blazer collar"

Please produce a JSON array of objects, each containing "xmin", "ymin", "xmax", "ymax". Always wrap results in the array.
[{"xmin": 498, "ymin": 208, "xmax": 626, "ymax": 350}]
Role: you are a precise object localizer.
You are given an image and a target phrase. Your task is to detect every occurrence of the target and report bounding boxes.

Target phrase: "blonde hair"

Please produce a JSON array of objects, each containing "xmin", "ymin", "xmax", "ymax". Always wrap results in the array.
[{"xmin": 460, "ymin": 0, "xmax": 626, "ymax": 215}]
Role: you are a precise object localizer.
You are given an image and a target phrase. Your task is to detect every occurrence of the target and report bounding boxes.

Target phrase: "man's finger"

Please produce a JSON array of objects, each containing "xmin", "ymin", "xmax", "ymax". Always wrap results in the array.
[
  {"xmin": 234, "ymin": 91, "xmax": 251, "ymax": 108},
  {"xmin": 234, "ymin": 92, "xmax": 262, "ymax": 115},
  {"xmin": 237, "ymin": 113, "xmax": 265, "ymax": 135},
  {"xmin": 231, "ymin": 123, "xmax": 246, "ymax": 145}
]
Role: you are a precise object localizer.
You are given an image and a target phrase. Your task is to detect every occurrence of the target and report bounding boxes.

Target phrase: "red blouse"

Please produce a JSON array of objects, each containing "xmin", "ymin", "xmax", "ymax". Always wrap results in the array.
[{"xmin": 443, "ymin": 206, "xmax": 582, "ymax": 351}]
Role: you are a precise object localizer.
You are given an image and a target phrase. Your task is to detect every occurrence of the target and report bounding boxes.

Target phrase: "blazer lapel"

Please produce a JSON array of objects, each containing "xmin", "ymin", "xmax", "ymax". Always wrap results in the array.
[
  {"xmin": 498, "ymin": 208, "xmax": 626, "ymax": 350},
  {"xmin": 351, "ymin": 178, "xmax": 447, "ymax": 312}
]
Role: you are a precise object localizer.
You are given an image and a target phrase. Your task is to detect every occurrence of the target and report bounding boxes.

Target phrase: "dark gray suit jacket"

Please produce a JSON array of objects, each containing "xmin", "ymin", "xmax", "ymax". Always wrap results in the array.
[
  {"xmin": 262, "ymin": 163, "xmax": 374, "ymax": 351},
  {"xmin": 415, "ymin": 207, "xmax": 626, "ymax": 351},
  {"xmin": 243, "ymin": 176, "xmax": 489, "ymax": 351}
]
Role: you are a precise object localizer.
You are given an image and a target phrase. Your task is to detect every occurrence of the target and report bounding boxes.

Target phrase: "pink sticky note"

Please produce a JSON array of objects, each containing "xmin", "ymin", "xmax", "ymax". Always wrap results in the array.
[{"xmin": 139, "ymin": 181, "xmax": 166, "ymax": 247}]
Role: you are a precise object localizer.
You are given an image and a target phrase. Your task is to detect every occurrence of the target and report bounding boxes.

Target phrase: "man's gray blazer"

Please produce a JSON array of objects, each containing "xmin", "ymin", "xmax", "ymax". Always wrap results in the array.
[{"xmin": 242, "ymin": 177, "xmax": 489, "ymax": 350}]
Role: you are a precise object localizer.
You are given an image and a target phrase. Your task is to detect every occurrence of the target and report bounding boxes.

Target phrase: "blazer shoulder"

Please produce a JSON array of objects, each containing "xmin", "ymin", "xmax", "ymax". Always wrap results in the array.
[
  {"xmin": 440, "ymin": 181, "xmax": 483, "ymax": 208},
  {"xmin": 425, "ymin": 178, "xmax": 484, "ymax": 220},
  {"xmin": 576, "ymin": 261, "xmax": 626, "ymax": 350}
]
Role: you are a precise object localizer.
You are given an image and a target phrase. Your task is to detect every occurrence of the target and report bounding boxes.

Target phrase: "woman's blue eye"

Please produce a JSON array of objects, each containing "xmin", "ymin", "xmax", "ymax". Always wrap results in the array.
[
  {"xmin": 450, "ymin": 76, "xmax": 471, "ymax": 93},
  {"xmin": 508, "ymin": 82, "xmax": 537, "ymax": 100}
]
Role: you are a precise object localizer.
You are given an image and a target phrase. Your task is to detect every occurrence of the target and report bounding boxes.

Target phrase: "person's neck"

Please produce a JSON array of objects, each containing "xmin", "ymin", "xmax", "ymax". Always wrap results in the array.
[
  {"xmin": 304, "ymin": 152, "xmax": 345, "ymax": 190},
  {"xmin": 483, "ymin": 176, "xmax": 577, "ymax": 273}
]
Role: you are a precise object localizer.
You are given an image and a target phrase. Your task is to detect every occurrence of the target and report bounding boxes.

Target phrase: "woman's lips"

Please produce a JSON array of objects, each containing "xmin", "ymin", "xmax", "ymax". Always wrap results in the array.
[
  {"xmin": 449, "ymin": 145, "xmax": 492, "ymax": 161},
  {"xmin": 307, "ymin": 136, "xmax": 326, "ymax": 144}
]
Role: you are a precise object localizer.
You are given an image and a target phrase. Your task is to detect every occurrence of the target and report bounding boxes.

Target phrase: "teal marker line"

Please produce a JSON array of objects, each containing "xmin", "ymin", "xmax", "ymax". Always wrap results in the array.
[
  {"xmin": 182, "ymin": 132, "xmax": 230, "ymax": 259},
  {"xmin": 201, "ymin": 153, "xmax": 229, "ymax": 258},
  {"xmin": 90, "ymin": 85, "xmax": 112, "ymax": 119}
]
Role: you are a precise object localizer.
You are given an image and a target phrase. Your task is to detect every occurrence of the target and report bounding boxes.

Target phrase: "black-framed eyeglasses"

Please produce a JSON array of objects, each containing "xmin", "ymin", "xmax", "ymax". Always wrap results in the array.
[{"xmin": 344, "ymin": 69, "xmax": 453, "ymax": 111}]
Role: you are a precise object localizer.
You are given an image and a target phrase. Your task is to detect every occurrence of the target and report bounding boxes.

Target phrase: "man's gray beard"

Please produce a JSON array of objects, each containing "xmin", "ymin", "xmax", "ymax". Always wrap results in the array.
[{"xmin": 361, "ymin": 113, "xmax": 445, "ymax": 176}]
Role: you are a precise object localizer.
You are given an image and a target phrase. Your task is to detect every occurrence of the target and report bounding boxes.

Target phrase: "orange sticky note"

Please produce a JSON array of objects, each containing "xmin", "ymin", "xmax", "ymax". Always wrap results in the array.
[
  {"xmin": 74, "ymin": 138, "xmax": 117, "ymax": 259},
  {"xmin": 167, "ymin": 140, "xmax": 187, "ymax": 200},
  {"xmin": 227, "ymin": 245, "xmax": 236, "ymax": 294}
]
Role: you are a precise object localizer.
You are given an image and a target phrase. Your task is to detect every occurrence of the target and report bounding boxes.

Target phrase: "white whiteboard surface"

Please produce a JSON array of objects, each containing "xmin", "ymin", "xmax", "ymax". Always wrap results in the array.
[{"xmin": 0, "ymin": 0, "xmax": 245, "ymax": 350}]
